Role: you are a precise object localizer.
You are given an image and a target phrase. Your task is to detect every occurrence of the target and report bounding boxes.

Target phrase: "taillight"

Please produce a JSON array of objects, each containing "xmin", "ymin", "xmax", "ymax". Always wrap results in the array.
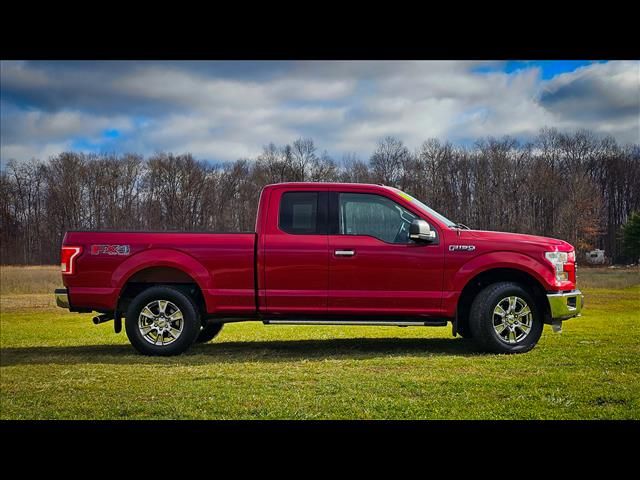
[{"xmin": 61, "ymin": 246, "xmax": 82, "ymax": 275}]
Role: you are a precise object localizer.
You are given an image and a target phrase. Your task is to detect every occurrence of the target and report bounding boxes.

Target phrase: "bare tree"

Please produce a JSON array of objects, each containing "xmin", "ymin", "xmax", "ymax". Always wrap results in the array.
[
  {"xmin": 290, "ymin": 138, "xmax": 318, "ymax": 181},
  {"xmin": 370, "ymin": 136, "xmax": 411, "ymax": 187},
  {"xmin": 0, "ymin": 128, "xmax": 637, "ymax": 265}
]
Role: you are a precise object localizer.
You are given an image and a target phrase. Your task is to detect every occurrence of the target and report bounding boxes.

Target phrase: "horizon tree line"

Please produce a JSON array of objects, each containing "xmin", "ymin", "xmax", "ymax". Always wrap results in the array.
[{"xmin": 1, "ymin": 127, "xmax": 639, "ymax": 265}]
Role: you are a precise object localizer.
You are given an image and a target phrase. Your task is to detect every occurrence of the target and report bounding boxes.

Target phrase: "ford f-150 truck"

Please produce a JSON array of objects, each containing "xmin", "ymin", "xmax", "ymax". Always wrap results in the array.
[{"xmin": 55, "ymin": 182, "xmax": 583, "ymax": 356}]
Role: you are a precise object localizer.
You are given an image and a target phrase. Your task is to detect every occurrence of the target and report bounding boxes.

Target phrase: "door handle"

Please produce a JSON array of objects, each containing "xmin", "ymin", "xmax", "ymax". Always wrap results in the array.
[{"xmin": 334, "ymin": 249, "xmax": 355, "ymax": 257}]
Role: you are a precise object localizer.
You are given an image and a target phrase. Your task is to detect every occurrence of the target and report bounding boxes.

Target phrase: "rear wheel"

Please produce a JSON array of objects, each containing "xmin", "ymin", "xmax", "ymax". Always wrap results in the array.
[
  {"xmin": 125, "ymin": 286, "xmax": 201, "ymax": 356},
  {"xmin": 195, "ymin": 322, "xmax": 224, "ymax": 343},
  {"xmin": 469, "ymin": 281, "xmax": 543, "ymax": 354}
]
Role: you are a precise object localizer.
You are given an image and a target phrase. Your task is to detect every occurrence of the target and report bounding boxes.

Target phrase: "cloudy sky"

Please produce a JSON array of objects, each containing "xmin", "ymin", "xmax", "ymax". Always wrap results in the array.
[{"xmin": 1, "ymin": 60, "xmax": 638, "ymax": 164}]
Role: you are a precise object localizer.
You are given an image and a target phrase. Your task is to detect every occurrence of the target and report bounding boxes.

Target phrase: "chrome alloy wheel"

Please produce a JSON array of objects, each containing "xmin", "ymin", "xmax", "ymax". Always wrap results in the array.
[
  {"xmin": 492, "ymin": 296, "xmax": 533, "ymax": 344},
  {"xmin": 137, "ymin": 300, "xmax": 184, "ymax": 346}
]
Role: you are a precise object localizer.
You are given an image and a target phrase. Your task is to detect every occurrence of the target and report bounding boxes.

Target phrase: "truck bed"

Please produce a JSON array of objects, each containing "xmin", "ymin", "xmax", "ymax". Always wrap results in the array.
[{"xmin": 62, "ymin": 231, "xmax": 256, "ymax": 315}]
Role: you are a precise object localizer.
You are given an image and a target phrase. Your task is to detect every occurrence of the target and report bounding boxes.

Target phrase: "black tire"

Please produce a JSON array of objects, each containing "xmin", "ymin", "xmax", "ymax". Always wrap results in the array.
[
  {"xmin": 195, "ymin": 322, "xmax": 224, "ymax": 343},
  {"xmin": 125, "ymin": 286, "xmax": 201, "ymax": 356},
  {"xmin": 469, "ymin": 281, "xmax": 543, "ymax": 354}
]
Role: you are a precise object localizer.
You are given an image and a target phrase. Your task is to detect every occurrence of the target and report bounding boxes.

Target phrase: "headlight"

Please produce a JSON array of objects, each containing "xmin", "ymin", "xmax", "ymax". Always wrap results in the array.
[
  {"xmin": 545, "ymin": 251, "xmax": 569, "ymax": 282},
  {"xmin": 545, "ymin": 251, "xmax": 568, "ymax": 264}
]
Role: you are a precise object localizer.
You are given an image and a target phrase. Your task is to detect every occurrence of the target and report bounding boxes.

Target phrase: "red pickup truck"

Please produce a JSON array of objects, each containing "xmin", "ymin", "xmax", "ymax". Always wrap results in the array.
[{"xmin": 55, "ymin": 182, "xmax": 583, "ymax": 356}]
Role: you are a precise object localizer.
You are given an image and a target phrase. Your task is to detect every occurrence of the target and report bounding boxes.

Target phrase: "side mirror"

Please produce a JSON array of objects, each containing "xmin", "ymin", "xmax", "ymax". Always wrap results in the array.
[{"xmin": 409, "ymin": 219, "xmax": 436, "ymax": 242}]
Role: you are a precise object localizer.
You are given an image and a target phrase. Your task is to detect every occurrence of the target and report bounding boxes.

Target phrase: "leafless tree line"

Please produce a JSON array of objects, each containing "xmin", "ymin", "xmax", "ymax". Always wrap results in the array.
[{"xmin": 1, "ymin": 128, "xmax": 638, "ymax": 265}]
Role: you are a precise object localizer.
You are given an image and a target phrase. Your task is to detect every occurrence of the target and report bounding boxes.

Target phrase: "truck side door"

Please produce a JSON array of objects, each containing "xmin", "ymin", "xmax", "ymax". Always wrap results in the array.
[
  {"xmin": 328, "ymin": 191, "xmax": 444, "ymax": 316},
  {"xmin": 261, "ymin": 188, "xmax": 329, "ymax": 315}
]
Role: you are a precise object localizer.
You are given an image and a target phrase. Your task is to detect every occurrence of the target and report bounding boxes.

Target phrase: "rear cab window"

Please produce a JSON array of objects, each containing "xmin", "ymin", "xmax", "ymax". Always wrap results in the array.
[{"xmin": 279, "ymin": 191, "xmax": 327, "ymax": 234}]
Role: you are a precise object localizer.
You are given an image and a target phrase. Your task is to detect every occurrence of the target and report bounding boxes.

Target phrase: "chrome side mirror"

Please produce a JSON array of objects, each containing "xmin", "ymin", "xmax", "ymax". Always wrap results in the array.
[{"xmin": 409, "ymin": 219, "xmax": 436, "ymax": 242}]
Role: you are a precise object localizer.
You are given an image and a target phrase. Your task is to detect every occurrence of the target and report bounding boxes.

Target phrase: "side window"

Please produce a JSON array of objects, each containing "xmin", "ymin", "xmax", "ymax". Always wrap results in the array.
[
  {"xmin": 279, "ymin": 192, "xmax": 321, "ymax": 234},
  {"xmin": 339, "ymin": 193, "xmax": 419, "ymax": 244}
]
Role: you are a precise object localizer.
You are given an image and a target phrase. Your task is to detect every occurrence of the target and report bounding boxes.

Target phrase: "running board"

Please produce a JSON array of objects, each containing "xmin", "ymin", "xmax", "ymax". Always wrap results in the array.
[{"xmin": 263, "ymin": 319, "xmax": 448, "ymax": 327}]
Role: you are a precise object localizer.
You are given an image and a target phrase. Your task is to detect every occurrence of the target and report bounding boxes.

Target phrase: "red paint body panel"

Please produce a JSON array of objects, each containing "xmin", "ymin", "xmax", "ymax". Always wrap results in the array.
[
  {"xmin": 62, "ymin": 232, "xmax": 255, "ymax": 314},
  {"xmin": 61, "ymin": 182, "xmax": 577, "ymax": 319},
  {"xmin": 328, "ymin": 234, "xmax": 444, "ymax": 314}
]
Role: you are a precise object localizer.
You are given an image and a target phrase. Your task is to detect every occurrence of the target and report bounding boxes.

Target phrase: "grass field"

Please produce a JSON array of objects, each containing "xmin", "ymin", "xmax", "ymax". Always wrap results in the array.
[{"xmin": 1, "ymin": 265, "xmax": 639, "ymax": 419}]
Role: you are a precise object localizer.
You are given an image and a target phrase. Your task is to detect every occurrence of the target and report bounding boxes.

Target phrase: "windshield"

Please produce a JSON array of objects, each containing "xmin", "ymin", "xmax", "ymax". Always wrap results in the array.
[{"xmin": 390, "ymin": 188, "xmax": 457, "ymax": 227}]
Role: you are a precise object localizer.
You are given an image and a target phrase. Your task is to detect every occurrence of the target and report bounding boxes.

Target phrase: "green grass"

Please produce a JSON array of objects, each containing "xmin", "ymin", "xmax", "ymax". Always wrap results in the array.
[{"xmin": 1, "ymin": 268, "xmax": 639, "ymax": 419}]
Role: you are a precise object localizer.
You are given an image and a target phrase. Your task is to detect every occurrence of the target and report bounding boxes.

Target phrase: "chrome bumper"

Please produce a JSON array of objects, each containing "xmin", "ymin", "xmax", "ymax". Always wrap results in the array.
[
  {"xmin": 547, "ymin": 289, "xmax": 583, "ymax": 321},
  {"xmin": 55, "ymin": 288, "xmax": 70, "ymax": 309}
]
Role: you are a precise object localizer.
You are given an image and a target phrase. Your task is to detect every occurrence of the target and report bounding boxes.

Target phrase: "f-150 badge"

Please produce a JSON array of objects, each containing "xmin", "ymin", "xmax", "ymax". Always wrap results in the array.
[
  {"xmin": 91, "ymin": 244, "xmax": 130, "ymax": 255},
  {"xmin": 449, "ymin": 245, "xmax": 476, "ymax": 252}
]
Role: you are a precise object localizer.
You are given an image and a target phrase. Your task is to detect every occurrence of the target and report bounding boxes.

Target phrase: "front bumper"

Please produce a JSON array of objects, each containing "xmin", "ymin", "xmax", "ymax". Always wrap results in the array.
[
  {"xmin": 55, "ymin": 288, "xmax": 70, "ymax": 309},
  {"xmin": 547, "ymin": 289, "xmax": 584, "ymax": 321}
]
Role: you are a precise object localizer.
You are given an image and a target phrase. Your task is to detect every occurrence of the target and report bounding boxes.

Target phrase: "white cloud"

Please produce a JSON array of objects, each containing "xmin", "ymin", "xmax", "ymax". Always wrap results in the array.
[
  {"xmin": 1, "ymin": 60, "xmax": 638, "ymax": 164},
  {"xmin": 539, "ymin": 61, "xmax": 640, "ymax": 144},
  {"xmin": 115, "ymin": 67, "xmax": 274, "ymax": 111},
  {"xmin": 269, "ymin": 77, "xmax": 356, "ymax": 101},
  {"xmin": 1, "ymin": 141, "xmax": 74, "ymax": 165},
  {"xmin": 0, "ymin": 61, "xmax": 50, "ymax": 89},
  {"xmin": 2, "ymin": 109, "xmax": 134, "ymax": 144}
]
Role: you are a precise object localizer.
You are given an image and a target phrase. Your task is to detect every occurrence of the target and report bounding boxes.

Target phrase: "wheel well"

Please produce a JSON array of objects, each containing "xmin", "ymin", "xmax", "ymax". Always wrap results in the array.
[
  {"xmin": 117, "ymin": 267, "xmax": 206, "ymax": 319},
  {"xmin": 456, "ymin": 268, "xmax": 551, "ymax": 334}
]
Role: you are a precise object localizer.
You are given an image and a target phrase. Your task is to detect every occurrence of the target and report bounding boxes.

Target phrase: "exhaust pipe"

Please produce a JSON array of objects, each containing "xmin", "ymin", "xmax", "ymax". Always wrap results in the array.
[{"xmin": 93, "ymin": 314, "xmax": 114, "ymax": 325}]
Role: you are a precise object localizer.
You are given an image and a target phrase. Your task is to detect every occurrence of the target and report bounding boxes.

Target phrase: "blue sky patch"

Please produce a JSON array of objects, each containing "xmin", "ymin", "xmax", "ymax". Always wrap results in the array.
[
  {"xmin": 473, "ymin": 60, "xmax": 598, "ymax": 80},
  {"xmin": 505, "ymin": 60, "xmax": 598, "ymax": 79},
  {"xmin": 102, "ymin": 129, "xmax": 121, "ymax": 139}
]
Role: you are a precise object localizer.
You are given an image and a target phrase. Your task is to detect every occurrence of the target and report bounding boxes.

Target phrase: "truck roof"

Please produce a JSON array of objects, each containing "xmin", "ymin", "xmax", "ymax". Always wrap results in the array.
[{"xmin": 263, "ymin": 182, "xmax": 392, "ymax": 191}]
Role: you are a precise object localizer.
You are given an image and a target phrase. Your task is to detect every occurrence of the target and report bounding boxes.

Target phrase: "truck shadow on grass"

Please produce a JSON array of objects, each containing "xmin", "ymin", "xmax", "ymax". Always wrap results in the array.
[{"xmin": 0, "ymin": 337, "xmax": 486, "ymax": 366}]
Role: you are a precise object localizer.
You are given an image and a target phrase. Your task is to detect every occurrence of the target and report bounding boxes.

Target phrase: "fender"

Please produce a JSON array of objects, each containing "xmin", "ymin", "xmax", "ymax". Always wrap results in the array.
[
  {"xmin": 443, "ymin": 250, "xmax": 554, "ymax": 317},
  {"xmin": 113, "ymin": 248, "xmax": 214, "ymax": 312}
]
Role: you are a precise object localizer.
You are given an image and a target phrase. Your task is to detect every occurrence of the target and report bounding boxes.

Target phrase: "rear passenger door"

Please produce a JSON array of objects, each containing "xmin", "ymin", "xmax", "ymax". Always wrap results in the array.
[{"xmin": 262, "ymin": 188, "xmax": 329, "ymax": 315}]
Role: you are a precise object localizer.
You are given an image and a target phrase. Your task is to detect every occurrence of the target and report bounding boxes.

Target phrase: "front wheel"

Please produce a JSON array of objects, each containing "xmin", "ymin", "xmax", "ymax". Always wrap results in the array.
[
  {"xmin": 469, "ymin": 282, "xmax": 543, "ymax": 354},
  {"xmin": 125, "ymin": 286, "xmax": 201, "ymax": 356}
]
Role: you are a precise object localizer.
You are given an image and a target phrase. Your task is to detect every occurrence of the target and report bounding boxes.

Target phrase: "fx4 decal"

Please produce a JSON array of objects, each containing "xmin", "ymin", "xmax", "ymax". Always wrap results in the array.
[
  {"xmin": 91, "ymin": 244, "xmax": 131, "ymax": 256},
  {"xmin": 449, "ymin": 245, "xmax": 476, "ymax": 252}
]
